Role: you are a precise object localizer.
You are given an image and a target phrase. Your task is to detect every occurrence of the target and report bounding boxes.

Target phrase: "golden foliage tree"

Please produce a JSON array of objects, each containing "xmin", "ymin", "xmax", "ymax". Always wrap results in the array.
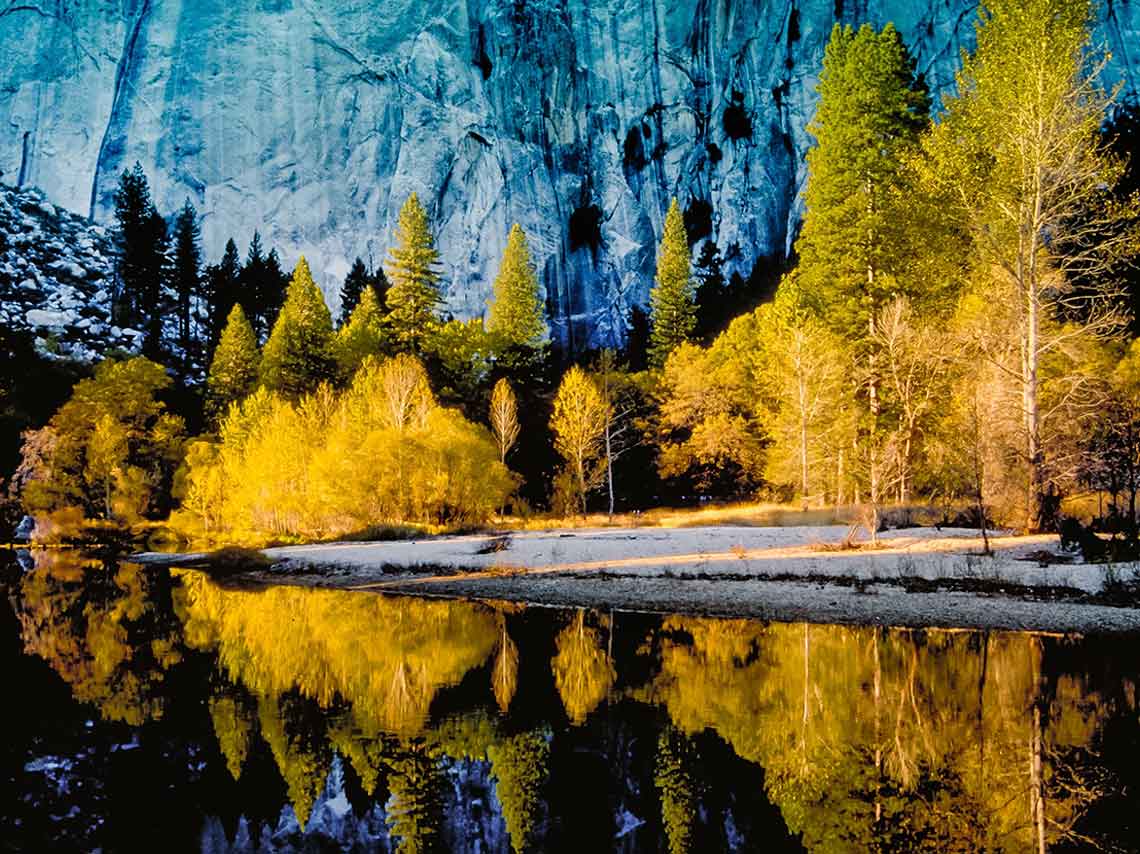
[
  {"xmin": 920, "ymin": 0, "xmax": 1140, "ymax": 529},
  {"xmin": 489, "ymin": 377, "xmax": 521, "ymax": 464},
  {"xmin": 17, "ymin": 357, "xmax": 185, "ymax": 525},
  {"xmin": 550, "ymin": 366, "xmax": 609, "ymax": 515},
  {"xmin": 751, "ymin": 280, "xmax": 852, "ymax": 507},
  {"xmin": 653, "ymin": 342, "xmax": 765, "ymax": 496},
  {"xmin": 181, "ymin": 355, "xmax": 515, "ymax": 540}
]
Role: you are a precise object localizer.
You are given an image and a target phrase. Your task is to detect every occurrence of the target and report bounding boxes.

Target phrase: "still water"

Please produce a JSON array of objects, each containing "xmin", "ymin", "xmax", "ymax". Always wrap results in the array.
[{"xmin": 2, "ymin": 549, "xmax": 1139, "ymax": 853}]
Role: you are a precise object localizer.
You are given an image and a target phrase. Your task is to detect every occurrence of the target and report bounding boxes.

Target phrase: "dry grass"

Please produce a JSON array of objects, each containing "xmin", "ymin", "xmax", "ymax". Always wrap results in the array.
[{"xmin": 500, "ymin": 501, "xmax": 855, "ymax": 531}]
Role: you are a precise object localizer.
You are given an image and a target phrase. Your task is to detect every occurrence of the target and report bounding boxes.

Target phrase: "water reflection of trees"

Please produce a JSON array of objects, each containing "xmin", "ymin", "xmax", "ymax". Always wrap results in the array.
[
  {"xmin": 648, "ymin": 618, "xmax": 1131, "ymax": 853},
  {"xmin": 177, "ymin": 573, "xmax": 499, "ymax": 736},
  {"xmin": 10, "ymin": 559, "xmax": 1136, "ymax": 851},
  {"xmin": 13, "ymin": 551, "xmax": 183, "ymax": 725}
]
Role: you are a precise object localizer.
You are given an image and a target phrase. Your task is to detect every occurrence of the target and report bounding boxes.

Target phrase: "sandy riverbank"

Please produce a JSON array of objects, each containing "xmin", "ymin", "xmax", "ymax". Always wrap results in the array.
[{"xmin": 137, "ymin": 525, "xmax": 1140, "ymax": 634}]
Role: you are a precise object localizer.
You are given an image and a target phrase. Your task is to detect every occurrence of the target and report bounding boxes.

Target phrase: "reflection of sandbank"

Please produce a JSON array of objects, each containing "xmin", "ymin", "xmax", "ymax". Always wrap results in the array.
[{"xmin": 154, "ymin": 525, "xmax": 1140, "ymax": 634}]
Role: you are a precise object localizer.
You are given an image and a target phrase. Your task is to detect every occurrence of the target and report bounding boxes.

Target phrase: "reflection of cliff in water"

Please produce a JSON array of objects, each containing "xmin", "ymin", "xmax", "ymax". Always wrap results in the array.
[{"xmin": 6, "ymin": 550, "xmax": 1140, "ymax": 853}]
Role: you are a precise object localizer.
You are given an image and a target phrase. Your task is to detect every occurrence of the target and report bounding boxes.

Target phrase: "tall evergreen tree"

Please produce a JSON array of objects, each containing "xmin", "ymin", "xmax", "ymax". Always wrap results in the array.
[
  {"xmin": 384, "ymin": 193, "xmax": 443, "ymax": 353},
  {"xmin": 693, "ymin": 241, "xmax": 727, "ymax": 341},
  {"xmin": 206, "ymin": 239, "xmax": 243, "ymax": 359},
  {"xmin": 386, "ymin": 741, "xmax": 444, "ymax": 854},
  {"xmin": 112, "ymin": 162, "xmax": 169, "ymax": 357},
  {"xmin": 206, "ymin": 304, "xmax": 260, "ymax": 423},
  {"xmin": 170, "ymin": 199, "xmax": 202, "ymax": 367},
  {"xmin": 625, "ymin": 305, "xmax": 651, "ymax": 372},
  {"xmin": 262, "ymin": 248, "xmax": 289, "ymax": 337},
  {"xmin": 488, "ymin": 731, "xmax": 549, "ymax": 853},
  {"xmin": 795, "ymin": 23, "xmax": 930, "ymax": 338},
  {"xmin": 334, "ymin": 284, "xmax": 387, "ymax": 380},
  {"xmin": 339, "ymin": 257, "xmax": 372, "ymax": 327},
  {"xmin": 370, "ymin": 263, "xmax": 390, "ymax": 311},
  {"xmin": 655, "ymin": 727, "xmax": 699, "ymax": 854},
  {"xmin": 240, "ymin": 232, "xmax": 269, "ymax": 338},
  {"xmin": 488, "ymin": 223, "xmax": 548, "ymax": 348},
  {"xmin": 260, "ymin": 256, "xmax": 336, "ymax": 398},
  {"xmin": 793, "ymin": 22, "xmax": 929, "ymax": 535},
  {"xmin": 648, "ymin": 199, "xmax": 696, "ymax": 368}
]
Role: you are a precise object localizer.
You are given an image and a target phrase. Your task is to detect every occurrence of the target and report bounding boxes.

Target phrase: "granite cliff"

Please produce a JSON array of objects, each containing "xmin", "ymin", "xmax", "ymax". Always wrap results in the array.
[{"xmin": 2, "ymin": 0, "xmax": 1138, "ymax": 346}]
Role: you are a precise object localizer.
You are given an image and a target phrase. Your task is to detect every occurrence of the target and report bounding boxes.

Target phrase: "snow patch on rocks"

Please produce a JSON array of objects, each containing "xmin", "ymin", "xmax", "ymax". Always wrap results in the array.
[{"xmin": 0, "ymin": 183, "xmax": 131, "ymax": 361}]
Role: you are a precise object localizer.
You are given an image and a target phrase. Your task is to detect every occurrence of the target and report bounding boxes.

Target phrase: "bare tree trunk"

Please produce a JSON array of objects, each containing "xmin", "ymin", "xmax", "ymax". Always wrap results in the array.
[
  {"xmin": 800, "ymin": 381, "xmax": 810, "ymax": 511},
  {"xmin": 970, "ymin": 391, "xmax": 991, "ymax": 555},
  {"xmin": 605, "ymin": 420, "xmax": 615, "ymax": 519},
  {"xmin": 575, "ymin": 452, "xmax": 588, "ymax": 517},
  {"xmin": 1025, "ymin": 282, "xmax": 1043, "ymax": 533},
  {"xmin": 837, "ymin": 448, "xmax": 845, "ymax": 508},
  {"xmin": 866, "ymin": 193, "xmax": 881, "ymax": 544},
  {"xmin": 801, "ymin": 623, "xmax": 810, "ymax": 772},
  {"xmin": 869, "ymin": 376, "xmax": 881, "ymax": 543}
]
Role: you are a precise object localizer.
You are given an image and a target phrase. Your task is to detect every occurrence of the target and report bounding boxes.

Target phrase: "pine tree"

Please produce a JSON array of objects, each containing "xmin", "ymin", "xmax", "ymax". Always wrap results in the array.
[
  {"xmin": 655, "ymin": 727, "xmax": 699, "ymax": 854},
  {"xmin": 206, "ymin": 303, "xmax": 260, "ymax": 423},
  {"xmin": 260, "ymin": 256, "xmax": 336, "ymax": 398},
  {"xmin": 206, "ymin": 239, "xmax": 242, "ymax": 360},
  {"xmin": 263, "ymin": 248, "xmax": 289, "ymax": 336},
  {"xmin": 488, "ymin": 223, "xmax": 548, "ymax": 348},
  {"xmin": 112, "ymin": 162, "xmax": 152, "ymax": 326},
  {"xmin": 339, "ymin": 257, "xmax": 372, "ymax": 326},
  {"xmin": 693, "ymin": 241, "xmax": 726, "ymax": 341},
  {"xmin": 648, "ymin": 199, "xmax": 696, "ymax": 368},
  {"xmin": 142, "ymin": 208, "xmax": 171, "ymax": 360},
  {"xmin": 386, "ymin": 741, "xmax": 444, "ymax": 854},
  {"xmin": 371, "ymin": 263, "xmax": 390, "ymax": 309},
  {"xmin": 334, "ymin": 284, "xmax": 387, "ymax": 380},
  {"xmin": 384, "ymin": 193, "xmax": 443, "ymax": 353},
  {"xmin": 112, "ymin": 162, "xmax": 169, "ymax": 357},
  {"xmin": 488, "ymin": 731, "xmax": 549, "ymax": 853},
  {"xmin": 795, "ymin": 23, "xmax": 930, "ymax": 338},
  {"xmin": 170, "ymin": 199, "xmax": 202, "ymax": 367},
  {"xmin": 240, "ymin": 232, "xmax": 269, "ymax": 338},
  {"xmin": 793, "ymin": 22, "xmax": 929, "ymax": 538}
]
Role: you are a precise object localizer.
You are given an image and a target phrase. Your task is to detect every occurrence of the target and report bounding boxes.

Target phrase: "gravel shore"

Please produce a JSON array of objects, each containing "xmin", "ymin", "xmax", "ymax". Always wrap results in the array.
[{"xmin": 138, "ymin": 525, "xmax": 1140, "ymax": 634}]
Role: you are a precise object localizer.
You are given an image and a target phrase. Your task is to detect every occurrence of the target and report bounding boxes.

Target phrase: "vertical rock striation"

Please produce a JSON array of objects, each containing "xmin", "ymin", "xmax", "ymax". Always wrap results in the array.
[{"xmin": 2, "ymin": 1, "xmax": 1137, "ymax": 346}]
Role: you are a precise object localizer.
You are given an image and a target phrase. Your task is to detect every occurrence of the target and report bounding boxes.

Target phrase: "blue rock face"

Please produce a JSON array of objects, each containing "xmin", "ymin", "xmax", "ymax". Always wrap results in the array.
[{"xmin": 1, "ymin": 1, "xmax": 1137, "ymax": 346}]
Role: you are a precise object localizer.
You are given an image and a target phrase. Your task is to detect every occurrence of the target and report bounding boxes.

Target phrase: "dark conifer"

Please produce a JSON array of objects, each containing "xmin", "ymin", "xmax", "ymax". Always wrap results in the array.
[
  {"xmin": 170, "ymin": 199, "xmax": 202, "ymax": 366},
  {"xmin": 262, "ymin": 248, "xmax": 289, "ymax": 337},
  {"xmin": 339, "ymin": 257, "xmax": 372, "ymax": 327},
  {"xmin": 112, "ymin": 162, "xmax": 168, "ymax": 358},
  {"xmin": 206, "ymin": 239, "xmax": 242, "ymax": 360}
]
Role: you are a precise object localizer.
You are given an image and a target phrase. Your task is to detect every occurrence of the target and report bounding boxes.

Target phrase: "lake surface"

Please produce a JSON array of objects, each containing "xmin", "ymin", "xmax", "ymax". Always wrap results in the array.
[{"xmin": 3, "ymin": 549, "xmax": 1139, "ymax": 853}]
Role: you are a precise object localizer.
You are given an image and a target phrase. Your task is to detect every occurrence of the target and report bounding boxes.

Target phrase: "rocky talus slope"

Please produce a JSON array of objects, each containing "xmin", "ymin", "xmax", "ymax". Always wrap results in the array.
[{"xmin": 0, "ymin": 183, "xmax": 140, "ymax": 361}]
